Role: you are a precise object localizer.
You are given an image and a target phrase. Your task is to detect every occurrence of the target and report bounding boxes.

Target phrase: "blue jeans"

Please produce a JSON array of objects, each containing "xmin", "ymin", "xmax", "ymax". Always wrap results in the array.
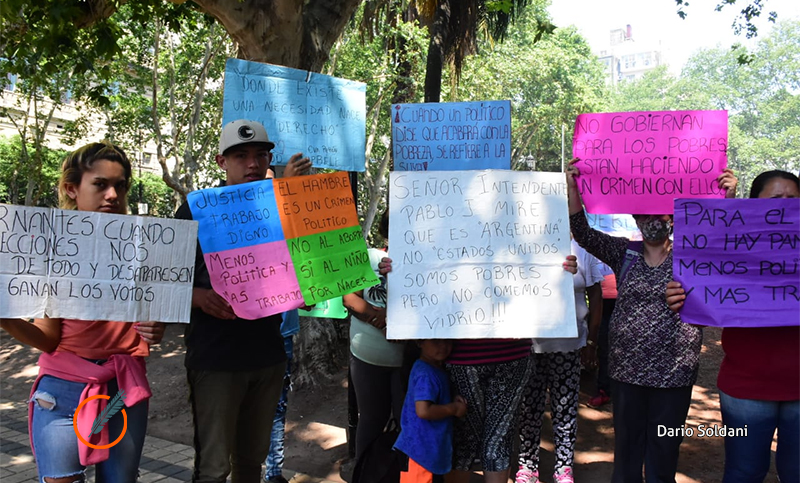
[
  {"xmin": 265, "ymin": 336, "xmax": 294, "ymax": 480},
  {"xmin": 31, "ymin": 375, "xmax": 148, "ymax": 483},
  {"xmin": 720, "ymin": 390, "xmax": 800, "ymax": 483}
]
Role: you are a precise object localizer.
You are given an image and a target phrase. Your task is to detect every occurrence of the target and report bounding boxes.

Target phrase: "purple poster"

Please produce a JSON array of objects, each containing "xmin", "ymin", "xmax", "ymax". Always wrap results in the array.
[{"xmin": 673, "ymin": 198, "xmax": 800, "ymax": 328}]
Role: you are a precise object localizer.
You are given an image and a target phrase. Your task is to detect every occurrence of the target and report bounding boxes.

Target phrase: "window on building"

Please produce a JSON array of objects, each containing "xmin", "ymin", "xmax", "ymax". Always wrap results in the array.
[
  {"xmin": 623, "ymin": 55, "xmax": 636, "ymax": 69},
  {"xmin": 60, "ymin": 90, "xmax": 73, "ymax": 104},
  {"xmin": 142, "ymin": 153, "xmax": 153, "ymax": 166},
  {"xmin": 4, "ymin": 73, "xmax": 17, "ymax": 91}
]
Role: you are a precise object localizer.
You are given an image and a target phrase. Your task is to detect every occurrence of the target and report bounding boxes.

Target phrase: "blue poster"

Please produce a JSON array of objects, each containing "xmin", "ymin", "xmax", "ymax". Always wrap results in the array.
[
  {"xmin": 187, "ymin": 179, "xmax": 285, "ymax": 254},
  {"xmin": 223, "ymin": 59, "xmax": 367, "ymax": 172},
  {"xmin": 392, "ymin": 100, "xmax": 512, "ymax": 171}
]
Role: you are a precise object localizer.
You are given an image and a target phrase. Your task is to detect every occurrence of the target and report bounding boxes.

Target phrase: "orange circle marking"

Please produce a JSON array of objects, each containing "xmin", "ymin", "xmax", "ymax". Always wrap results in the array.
[{"xmin": 72, "ymin": 394, "xmax": 127, "ymax": 449}]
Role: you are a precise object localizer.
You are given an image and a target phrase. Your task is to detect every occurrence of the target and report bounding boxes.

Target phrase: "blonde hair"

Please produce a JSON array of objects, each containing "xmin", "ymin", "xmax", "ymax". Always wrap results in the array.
[{"xmin": 58, "ymin": 142, "xmax": 133, "ymax": 212}]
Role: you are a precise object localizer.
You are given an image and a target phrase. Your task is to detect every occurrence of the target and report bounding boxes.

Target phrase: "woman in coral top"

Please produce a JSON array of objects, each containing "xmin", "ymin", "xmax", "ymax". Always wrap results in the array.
[{"xmin": 1, "ymin": 142, "xmax": 164, "ymax": 483}]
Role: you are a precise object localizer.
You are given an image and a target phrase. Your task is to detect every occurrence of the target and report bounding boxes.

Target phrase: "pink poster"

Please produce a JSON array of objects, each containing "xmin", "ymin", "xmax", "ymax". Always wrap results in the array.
[{"xmin": 572, "ymin": 110, "xmax": 728, "ymax": 214}]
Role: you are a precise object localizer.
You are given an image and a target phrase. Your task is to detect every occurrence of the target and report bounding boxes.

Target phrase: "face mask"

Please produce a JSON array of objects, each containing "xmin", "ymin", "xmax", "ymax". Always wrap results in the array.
[{"xmin": 640, "ymin": 218, "xmax": 672, "ymax": 242}]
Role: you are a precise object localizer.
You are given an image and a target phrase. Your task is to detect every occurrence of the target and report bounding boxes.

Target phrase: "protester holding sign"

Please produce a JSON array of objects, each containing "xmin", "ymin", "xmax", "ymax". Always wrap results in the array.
[
  {"xmin": 377, "ymin": 255, "xmax": 578, "ymax": 483},
  {"xmin": 342, "ymin": 210, "xmax": 406, "ymax": 463},
  {"xmin": 666, "ymin": 170, "xmax": 799, "ymax": 483},
  {"xmin": 516, "ymin": 240, "xmax": 604, "ymax": 483},
  {"xmin": 565, "ymin": 158, "xmax": 736, "ymax": 482},
  {"xmin": 174, "ymin": 119, "xmax": 308, "ymax": 483},
  {"xmin": 0, "ymin": 142, "xmax": 164, "ymax": 483}
]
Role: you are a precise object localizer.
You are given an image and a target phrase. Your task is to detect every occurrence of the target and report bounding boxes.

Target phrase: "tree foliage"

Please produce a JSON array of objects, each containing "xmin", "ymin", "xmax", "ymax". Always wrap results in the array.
[
  {"xmin": 451, "ymin": 13, "xmax": 607, "ymax": 171},
  {"xmin": 0, "ymin": 135, "xmax": 65, "ymax": 206},
  {"xmin": 102, "ymin": 6, "xmax": 234, "ymax": 207},
  {"xmin": 0, "ymin": 135, "xmax": 171, "ymax": 212},
  {"xmin": 607, "ymin": 20, "xmax": 800, "ymax": 196},
  {"xmin": 331, "ymin": 3, "xmax": 430, "ymax": 244}
]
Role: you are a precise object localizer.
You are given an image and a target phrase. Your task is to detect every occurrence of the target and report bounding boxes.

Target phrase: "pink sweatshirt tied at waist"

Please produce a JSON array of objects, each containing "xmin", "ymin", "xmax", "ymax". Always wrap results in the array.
[{"xmin": 29, "ymin": 351, "xmax": 151, "ymax": 466}]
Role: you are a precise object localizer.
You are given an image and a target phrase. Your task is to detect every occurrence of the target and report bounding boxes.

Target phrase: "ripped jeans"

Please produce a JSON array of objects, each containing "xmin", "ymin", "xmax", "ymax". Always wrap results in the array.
[{"xmin": 31, "ymin": 375, "xmax": 148, "ymax": 483}]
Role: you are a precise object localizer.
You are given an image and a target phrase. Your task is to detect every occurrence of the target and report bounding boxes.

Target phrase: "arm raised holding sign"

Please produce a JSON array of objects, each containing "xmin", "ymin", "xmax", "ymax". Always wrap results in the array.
[
  {"xmin": 566, "ymin": 157, "xmax": 703, "ymax": 480},
  {"xmin": 281, "ymin": 153, "xmax": 312, "ymax": 177}
]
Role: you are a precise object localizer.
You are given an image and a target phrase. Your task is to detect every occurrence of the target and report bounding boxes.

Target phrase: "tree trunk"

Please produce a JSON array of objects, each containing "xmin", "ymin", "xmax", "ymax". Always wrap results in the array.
[
  {"xmin": 424, "ymin": 0, "xmax": 450, "ymax": 103},
  {"xmin": 292, "ymin": 316, "xmax": 350, "ymax": 388},
  {"xmin": 193, "ymin": 0, "xmax": 362, "ymax": 72}
]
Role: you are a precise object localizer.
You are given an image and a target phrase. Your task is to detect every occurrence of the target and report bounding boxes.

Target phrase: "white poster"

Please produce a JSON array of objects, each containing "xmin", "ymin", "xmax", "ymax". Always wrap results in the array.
[
  {"xmin": 387, "ymin": 171, "xmax": 577, "ymax": 339},
  {"xmin": 0, "ymin": 204, "xmax": 197, "ymax": 323}
]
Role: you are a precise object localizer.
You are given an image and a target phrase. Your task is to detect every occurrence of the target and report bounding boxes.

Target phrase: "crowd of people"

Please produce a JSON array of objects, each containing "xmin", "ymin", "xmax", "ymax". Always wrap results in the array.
[{"xmin": 1, "ymin": 118, "xmax": 798, "ymax": 483}]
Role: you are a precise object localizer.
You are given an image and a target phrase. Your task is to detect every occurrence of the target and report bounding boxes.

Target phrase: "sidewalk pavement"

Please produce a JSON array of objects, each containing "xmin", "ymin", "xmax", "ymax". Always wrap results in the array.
[{"xmin": 0, "ymin": 399, "xmax": 337, "ymax": 483}]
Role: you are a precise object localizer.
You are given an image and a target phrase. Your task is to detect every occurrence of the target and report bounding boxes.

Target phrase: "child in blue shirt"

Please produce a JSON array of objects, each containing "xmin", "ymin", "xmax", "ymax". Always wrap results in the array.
[{"xmin": 394, "ymin": 339, "xmax": 467, "ymax": 482}]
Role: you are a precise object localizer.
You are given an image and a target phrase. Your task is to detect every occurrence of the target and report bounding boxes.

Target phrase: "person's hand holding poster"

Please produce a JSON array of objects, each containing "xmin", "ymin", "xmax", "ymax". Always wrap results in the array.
[
  {"xmin": 673, "ymin": 198, "xmax": 800, "ymax": 327},
  {"xmin": 573, "ymin": 110, "xmax": 728, "ymax": 214}
]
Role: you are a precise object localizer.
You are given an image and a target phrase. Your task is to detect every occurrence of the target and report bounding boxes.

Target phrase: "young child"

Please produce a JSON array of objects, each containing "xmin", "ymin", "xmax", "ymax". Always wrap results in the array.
[{"xmin": 394, "ymin": 339, "xmax": 467, "ymax": 483}]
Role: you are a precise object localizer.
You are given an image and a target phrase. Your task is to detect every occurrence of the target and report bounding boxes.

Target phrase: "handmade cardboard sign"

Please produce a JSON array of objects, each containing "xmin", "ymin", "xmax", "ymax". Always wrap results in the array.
[
  {"xmin": 392, "ymin": 100, "xmax": 512, "ymax": 171},
  {"xmin": 0, "ymin": 204, "xmax": 197, "ymax": 322},
  {"xmin": 673, "ymin": 198, "xmax": 800, "ymax": 327},
  {"xmin": 573, "ymin": 110, "xmax": 728, "ymax": 214},
  {"xmin": 386, "ymin": 170, "xmax": 577, "ymax": 339},
  {"xmin": 187, "ymin": 172, "xmax": 378, "ymax": 319},
  {"xmin": 223, "ymin": 58, "xmax": 367, "ymax": 171}
]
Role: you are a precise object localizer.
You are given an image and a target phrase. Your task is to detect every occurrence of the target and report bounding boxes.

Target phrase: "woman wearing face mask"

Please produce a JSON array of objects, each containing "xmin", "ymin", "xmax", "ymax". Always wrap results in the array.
[{"xmin": 565, "ymin": 159, "xmax": 736, "ymax": 482}]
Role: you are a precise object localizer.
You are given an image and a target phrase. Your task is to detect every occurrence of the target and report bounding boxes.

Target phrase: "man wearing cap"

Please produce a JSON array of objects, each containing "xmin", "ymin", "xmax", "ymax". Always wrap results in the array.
[{"xmin": 175, "ymin": 119, "xmax": 310, "ymax": 483}]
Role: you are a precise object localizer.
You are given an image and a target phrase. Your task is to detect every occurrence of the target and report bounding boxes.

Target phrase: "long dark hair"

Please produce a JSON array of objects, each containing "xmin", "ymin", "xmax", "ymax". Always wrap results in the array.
[{"xmin": 749, "ymin": 170, "xmax": 799, "ymax": 199}]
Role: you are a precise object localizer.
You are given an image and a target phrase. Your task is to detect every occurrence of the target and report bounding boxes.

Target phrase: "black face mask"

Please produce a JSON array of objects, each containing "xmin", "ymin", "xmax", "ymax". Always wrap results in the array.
[{"xmin": 640, "ymin": 218, "xmax": 672, "ymax": 242}]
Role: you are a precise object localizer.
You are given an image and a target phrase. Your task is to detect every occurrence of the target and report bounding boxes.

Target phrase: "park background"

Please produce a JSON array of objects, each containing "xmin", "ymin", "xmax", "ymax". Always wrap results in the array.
[{"xmin": 1, "ymin": 0, "xmax": 798, "ymax": 480}]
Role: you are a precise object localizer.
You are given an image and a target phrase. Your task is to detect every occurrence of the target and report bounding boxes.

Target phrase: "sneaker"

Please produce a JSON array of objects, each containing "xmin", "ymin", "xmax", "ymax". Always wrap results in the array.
[
  {"xmin": 515, "ymin": 468, "xmax": 540, "ymax": 483},
  {"xmin": 587, "ymin": 389, "xmax": 610, "ymax": 408},
  {"xmin": 554, "ymin": 467, "xmax": 574, "ymax": 483},
  {"xmin": 267, "ymin": 476, "xmax": 290, "ymax": 483}
]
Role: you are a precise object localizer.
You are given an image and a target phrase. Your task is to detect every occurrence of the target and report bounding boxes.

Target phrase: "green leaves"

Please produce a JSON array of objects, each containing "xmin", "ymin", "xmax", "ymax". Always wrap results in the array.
[{"xmin": 608, "ymin": 19, "xmax": 800, "ymax": 194}]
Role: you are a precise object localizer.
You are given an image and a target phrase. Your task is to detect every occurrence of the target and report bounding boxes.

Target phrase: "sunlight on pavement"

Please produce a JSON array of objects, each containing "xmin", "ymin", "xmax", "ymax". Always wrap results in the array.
[
  {"xmin": 10, "ymin": 364, "xmax": 38, "ymax": 379},
  {"xmin": 574, "ymin": 450, "xmax": 613, "ymax": 463},
  {"xmin": 295, "ymin": 422, "xmax": 347, "ymax": 450},
  {"xmin": 10, "ymin": 454, "xmax": 34, "ymax": 465},
  {"xmin": 577, "ymin": 406, "xmax": 610, "ymax": 421}
]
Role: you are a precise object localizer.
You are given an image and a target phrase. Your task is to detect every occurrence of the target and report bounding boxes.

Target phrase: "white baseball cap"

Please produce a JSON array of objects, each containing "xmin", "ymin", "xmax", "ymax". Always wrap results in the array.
[{"xmin": 219, "ymin": 119, "xmax": 275, "ymax": 155}]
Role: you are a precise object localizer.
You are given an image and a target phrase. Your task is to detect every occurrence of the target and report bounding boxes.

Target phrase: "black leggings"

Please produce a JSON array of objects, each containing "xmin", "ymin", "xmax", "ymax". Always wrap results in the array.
[
  {"xmin": 350, "ymin": 353, "xmax": 404, "ymax": 459},
  {"xmin": 611, "ymin": 380, "xmax": 693, "ymax": 483}
]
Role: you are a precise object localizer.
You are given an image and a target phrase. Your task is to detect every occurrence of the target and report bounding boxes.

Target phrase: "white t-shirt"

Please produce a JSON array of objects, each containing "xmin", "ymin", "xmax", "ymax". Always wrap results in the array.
[
  {"xmin": 532, "ymin": 239, "xmax": 605, "ymax": 354},
  {"xmin": 349, "ymin": 248, "xmax": 403, "ymax": 367}
]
